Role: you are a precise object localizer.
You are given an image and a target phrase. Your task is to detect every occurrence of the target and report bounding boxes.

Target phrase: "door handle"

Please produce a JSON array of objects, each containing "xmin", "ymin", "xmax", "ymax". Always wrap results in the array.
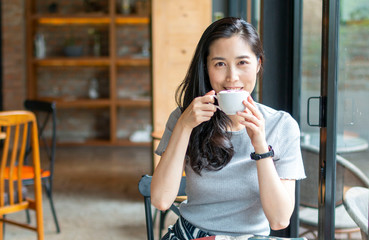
[{"xmin": 307, "ymin": 96, "xmax": 326, "ymax": 127}]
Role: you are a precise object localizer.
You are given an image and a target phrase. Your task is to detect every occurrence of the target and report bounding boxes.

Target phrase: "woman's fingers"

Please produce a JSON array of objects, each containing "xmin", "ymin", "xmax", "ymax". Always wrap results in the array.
[
  {"xmin": 194, "ymin": 96, "xmax": 216, "ymax": 112},
  {"xmin": 180, "ymin": 90, "xmax": 218, "ymax": 129},
  {"xmin": 238, "ymin": 96, "xmax": 265, "ymax": 135},
  {"xmin": 243, "ymin": 96, "xmax": 262, "ymax": 120},
  {"xmin": 203, "ymin": 90, "xmax": 216, "ymax": 104},
  {"xmin": 205, "ymin": 90, "xmax": 216, "ymax": 96},
  {"xmin": 240, "ymin": 119, "xmax": 259, "ymax": 132},
  {"xmin": 237, "ymin": 96, "xmax": 267, "ymax": 148},
  {"xmin": 239, "ymin": 100, "xmax": 260, "ymax": 125},
  {"xmin": 238, "ymin": 111, "xmax": 260, "ymax": 126}
]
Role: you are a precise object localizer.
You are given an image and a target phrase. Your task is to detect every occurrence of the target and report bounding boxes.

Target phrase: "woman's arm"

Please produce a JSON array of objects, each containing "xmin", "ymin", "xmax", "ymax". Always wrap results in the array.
[
  {"xmin": 256, "ymin": 157, "xmax": 295, "ymax": 230},
  {"xmin": 151, "ymin": 120, "xmax": 191, "ymax": 211},
  {"xmin": 238, "ymin": 96, "xmax": 295, "ymax": 230},
  {"xmin": 151, "ymin": 91, "xmax": 217, "ymax": 211}
]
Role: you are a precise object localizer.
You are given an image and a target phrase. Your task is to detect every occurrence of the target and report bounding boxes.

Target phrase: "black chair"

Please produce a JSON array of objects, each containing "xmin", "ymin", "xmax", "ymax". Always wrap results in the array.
[
  {"xmin": 23, "ymin": 99, "xmax": 61, "ymax": 233},
  {"xmin": 138, "ymin": 175, "xmax": 186, "ymax": 240},
  {"xmin": 156, "ymin": 189, "xmax": 187, "ymax": 238}
]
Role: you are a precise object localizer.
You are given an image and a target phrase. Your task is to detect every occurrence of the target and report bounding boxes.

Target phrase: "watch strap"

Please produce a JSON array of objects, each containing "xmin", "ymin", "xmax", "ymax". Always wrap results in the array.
[{"xmin": 250, "ymin": 145, "xmax": 274, "ymax": 161}]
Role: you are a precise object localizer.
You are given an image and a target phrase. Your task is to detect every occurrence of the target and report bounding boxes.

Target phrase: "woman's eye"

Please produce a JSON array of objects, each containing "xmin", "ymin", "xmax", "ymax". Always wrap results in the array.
[
  {"xmin": 239, "ymin": 60, "xmax": 249, "ymax": 65},
  {"xmin": 215, "ymin": 62, "xmax": 225, "ymax": 67}
]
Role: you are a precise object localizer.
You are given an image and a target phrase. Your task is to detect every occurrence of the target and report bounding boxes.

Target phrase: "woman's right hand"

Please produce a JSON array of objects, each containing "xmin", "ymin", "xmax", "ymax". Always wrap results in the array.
[
  {"xmin": 178, "ymin": 90, "xmax": 217, "ymax": 130},
  {"xmin": 151, "ymin": 90, "xmax": 216, "ymax": 211}
]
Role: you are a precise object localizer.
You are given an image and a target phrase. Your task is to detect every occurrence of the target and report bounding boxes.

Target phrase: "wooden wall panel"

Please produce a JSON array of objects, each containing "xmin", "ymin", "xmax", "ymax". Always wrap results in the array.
[
  {"xmin": 152, "ymin": 0, "xmax": 212, "ymax": 131},
  {"xmin": 151, "ymin": 0, "xmax": 212, "ymax": 166}
]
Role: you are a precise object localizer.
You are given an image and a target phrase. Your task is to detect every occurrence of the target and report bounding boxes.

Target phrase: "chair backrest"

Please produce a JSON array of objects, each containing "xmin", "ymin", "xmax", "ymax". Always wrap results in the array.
[
  {"xmin": 24, "ymin": 100, "xmax": 56, "ymax": 177},
  {"xmin": 343, "ymin": 186, "xmax": 369, "ymax": 240},
  {"xmin": 138, "ymin": 175, "xmax": 186, "ymax": 240},
  {"xmin": 0, "ymin": 111, "xmax": 44, "ymax": 235},
  {"xmin": 300, "ymin": 144, "xmax": 369, "ymax": 208}
]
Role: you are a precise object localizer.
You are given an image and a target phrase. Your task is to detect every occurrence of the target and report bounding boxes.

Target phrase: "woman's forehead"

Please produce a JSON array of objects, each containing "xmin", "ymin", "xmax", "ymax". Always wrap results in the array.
[{"xmin": 208, "ymin": 36, "xmax": 254, "ymax": 58}]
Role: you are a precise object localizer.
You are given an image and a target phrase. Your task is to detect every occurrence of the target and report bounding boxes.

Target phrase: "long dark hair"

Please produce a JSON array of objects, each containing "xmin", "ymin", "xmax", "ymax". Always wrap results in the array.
[{"xmin": 176, "ymin": 17, "xmax": 264, "ymax": 175}]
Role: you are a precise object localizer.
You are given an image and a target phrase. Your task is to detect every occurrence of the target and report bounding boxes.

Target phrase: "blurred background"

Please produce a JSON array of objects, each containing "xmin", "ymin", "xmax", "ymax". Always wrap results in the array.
[{"xmin": 1, "ymin": 0, "xmax": 368, "ymax": 239}]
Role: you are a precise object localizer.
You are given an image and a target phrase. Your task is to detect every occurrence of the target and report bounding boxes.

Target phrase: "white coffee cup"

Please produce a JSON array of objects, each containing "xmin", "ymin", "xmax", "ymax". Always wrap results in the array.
[{"xmin": 214, "ymin": 90, "xmax": 250, "ymax": 115}]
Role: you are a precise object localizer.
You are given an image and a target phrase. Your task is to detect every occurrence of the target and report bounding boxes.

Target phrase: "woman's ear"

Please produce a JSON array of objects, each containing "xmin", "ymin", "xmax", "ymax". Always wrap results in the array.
[{"xmin": 256, "ymin": 57, "xmax": 262, "ymax": 73}]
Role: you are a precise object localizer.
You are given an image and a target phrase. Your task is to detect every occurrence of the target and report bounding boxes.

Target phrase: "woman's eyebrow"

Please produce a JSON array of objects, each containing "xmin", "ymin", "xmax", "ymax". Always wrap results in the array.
[
  {"xmin": 210, "ymin": 57, "xmax": 225, "ymax": 61},
  {"xmin": 236, "ymin": 55, "xmax": 251, "ymax": 59},
  {"xmin": 210, "ymin": 55, "xmax": 251, "ymax": 61}
]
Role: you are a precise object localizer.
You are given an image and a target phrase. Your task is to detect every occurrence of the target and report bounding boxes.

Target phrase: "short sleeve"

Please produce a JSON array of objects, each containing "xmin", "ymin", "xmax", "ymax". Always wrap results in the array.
[
  {"xmin": 274, "ymin": 115, "xmax": 306, "ymax": 180},
  {"xmin": 155, "ymin": 108, "xmax": 182, "ymax": 156}
]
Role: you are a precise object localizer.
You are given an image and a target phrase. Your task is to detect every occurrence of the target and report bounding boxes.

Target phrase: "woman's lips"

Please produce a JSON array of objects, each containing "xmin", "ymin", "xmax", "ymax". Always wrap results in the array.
[{"xmin": 223, "ymin": 87, "xmax": 244, "ymax": 91}]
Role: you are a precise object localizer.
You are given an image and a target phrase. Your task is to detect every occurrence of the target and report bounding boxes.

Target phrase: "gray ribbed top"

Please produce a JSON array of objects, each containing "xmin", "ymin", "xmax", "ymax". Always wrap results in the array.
[{"xmin": 156, "ymin": 103, "xmax": 306, "ymax": 236}]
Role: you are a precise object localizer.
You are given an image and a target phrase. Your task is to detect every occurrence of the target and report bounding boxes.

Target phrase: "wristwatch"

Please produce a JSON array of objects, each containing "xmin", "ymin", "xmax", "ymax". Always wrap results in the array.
[{"xmin": 250, "ymin": 145, "xmax": 274, "ymax": 160}]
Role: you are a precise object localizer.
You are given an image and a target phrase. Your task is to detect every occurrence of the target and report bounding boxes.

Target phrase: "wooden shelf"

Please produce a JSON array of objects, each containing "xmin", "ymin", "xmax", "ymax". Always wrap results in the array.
[
  {"xmin": 34, "ymin": 57, "xmax": 149, "ymax": 67},
  {"xmin": 33, "ymin": 14, "xmax": 149, "ymax": 25},
  {"xmin": 117, "ymin": 57, "xmax": 150, "ymax": 66},
  {"xmin": 26, "ymin": 0, "xmax": 152, "ymax": 146},
  {"xmin": 115, "ymin": 16, "xmax": 149, "ymax": 25},
  {"xmin": 38, "ymin": 98, "xmax": 111, "ymax": 108},
  {"xmin": 34, "ymin": 14, "xmax": 110, "ymax": 25},
  {"xmin": 37, "ymin": 98, "xmax": 151, "ymax": 109},
  {"xmin": 57, "ymin": 138, "xmax": 151, "ymax": 147},
  {"xmin": 35, "ymin": 57, "xmax": 110, "ymax": 66},
  {"xmin": 117, "ymin": 98, "xmax": 151, "ymax": 108}
]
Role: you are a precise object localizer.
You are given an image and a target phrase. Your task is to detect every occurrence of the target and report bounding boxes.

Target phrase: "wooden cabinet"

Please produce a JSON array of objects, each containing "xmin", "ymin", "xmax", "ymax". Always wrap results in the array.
[{"xmin": 26, "ymin": 0, "xmax": 151, "ymax": 146}]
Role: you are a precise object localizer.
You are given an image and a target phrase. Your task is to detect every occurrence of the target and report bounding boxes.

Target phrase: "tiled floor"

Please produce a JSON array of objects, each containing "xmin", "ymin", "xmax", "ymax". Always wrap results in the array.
[
  {"xmin": 3, "ymin": 146, "xmax": 367, "ymax": 240},
  {"xmin": 4, "ymin": 146, "xmax": 152, "ymax": 240}
]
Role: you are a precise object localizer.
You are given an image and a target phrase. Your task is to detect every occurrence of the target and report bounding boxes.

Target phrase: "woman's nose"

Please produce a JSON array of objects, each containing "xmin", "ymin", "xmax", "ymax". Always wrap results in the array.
[{"xmin": 226, "ymin": 66, "xmax": 239, "ymax": 82}]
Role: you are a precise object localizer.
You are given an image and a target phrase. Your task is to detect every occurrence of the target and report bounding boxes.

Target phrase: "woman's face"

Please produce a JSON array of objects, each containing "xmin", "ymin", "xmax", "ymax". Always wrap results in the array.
[{"xmin": 206, "ymin": 35, "xmax": 261, "ymax": 94}]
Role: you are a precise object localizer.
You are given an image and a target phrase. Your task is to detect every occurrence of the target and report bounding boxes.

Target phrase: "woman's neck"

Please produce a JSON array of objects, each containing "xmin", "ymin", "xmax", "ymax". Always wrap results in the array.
[{"xmin": 227, "ymin": 115, "xmax": 245, "ymax": 132}]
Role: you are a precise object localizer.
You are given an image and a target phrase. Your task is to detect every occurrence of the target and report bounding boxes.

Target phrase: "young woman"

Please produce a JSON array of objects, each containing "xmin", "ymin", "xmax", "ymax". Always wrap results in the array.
[{"xmin": 151, "ymin": 17, "xmax": 306, "ymax": 239}]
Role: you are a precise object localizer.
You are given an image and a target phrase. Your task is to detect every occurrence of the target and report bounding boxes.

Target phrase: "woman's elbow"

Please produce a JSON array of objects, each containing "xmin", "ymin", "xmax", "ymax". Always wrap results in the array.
[
  {"xmin": 270, "ymin": 219, "xmax": 290, "ymax": 231},
  {"xmin": 151, "ymin": 194, "xmax": 173, "ymax": 211}
]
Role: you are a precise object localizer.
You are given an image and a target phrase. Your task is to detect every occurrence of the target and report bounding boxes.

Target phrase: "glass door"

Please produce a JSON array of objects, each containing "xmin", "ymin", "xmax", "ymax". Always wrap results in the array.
[
  {"xmin": 336, "ymin": 1, "xmax": 369, "ymax": 178},
  {"xmin": 300, "ymin": 0, "xmax": 368, "ymax": 239},
  {"xmin": 299, "ymin": 1, "xmax": 324, "ymax": 239},
  {"xmin": 335, "ymin": 2, "xmax": 369, "ymax": 238},
  {"xmin": 300, "ymin": 1, "xmax": 322, "ymax": 145},
  {"xmin": 299, "ymin": 0, "xmax": 340, "ymax": 239}
]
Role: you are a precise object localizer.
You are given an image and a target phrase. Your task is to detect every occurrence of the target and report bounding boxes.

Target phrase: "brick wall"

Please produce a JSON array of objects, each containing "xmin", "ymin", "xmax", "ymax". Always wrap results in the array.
[
  {"xmin": 35, "ymin": 0, "xmax": 109, "ymax": 14},
  {"xmin": 2, "ymin": 0, "xmax": 26, "ymax": 110}
]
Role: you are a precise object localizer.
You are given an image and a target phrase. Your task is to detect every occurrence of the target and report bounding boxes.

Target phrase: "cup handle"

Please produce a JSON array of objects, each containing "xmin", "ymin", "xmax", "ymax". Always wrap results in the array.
[{"xmin": 211, "ymin": 95, "xmax": 221, "ymax": 111}]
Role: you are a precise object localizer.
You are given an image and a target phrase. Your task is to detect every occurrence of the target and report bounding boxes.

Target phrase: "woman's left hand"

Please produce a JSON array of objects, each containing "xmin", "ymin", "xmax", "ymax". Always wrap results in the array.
[{"xmin": 237, "ymin": 96, "xmax": 267, "ymax": 151}]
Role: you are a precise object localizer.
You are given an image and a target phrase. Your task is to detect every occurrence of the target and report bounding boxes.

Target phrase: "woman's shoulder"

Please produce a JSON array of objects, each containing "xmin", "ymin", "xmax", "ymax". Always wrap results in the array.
[
  {"xmin": 256, "ymin": 103, "xmax": 292, "ymax": 119},
  {"xmin": 168, "ymin": 107, "xmax": 182, "ymax": 121},
  {"xmin": 256, "ymin": 103, "xmax": 299, "ymax": 128},
  {"xmin": 164, "ymin": 107, "xmax": 182, "ymax": 129}
]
